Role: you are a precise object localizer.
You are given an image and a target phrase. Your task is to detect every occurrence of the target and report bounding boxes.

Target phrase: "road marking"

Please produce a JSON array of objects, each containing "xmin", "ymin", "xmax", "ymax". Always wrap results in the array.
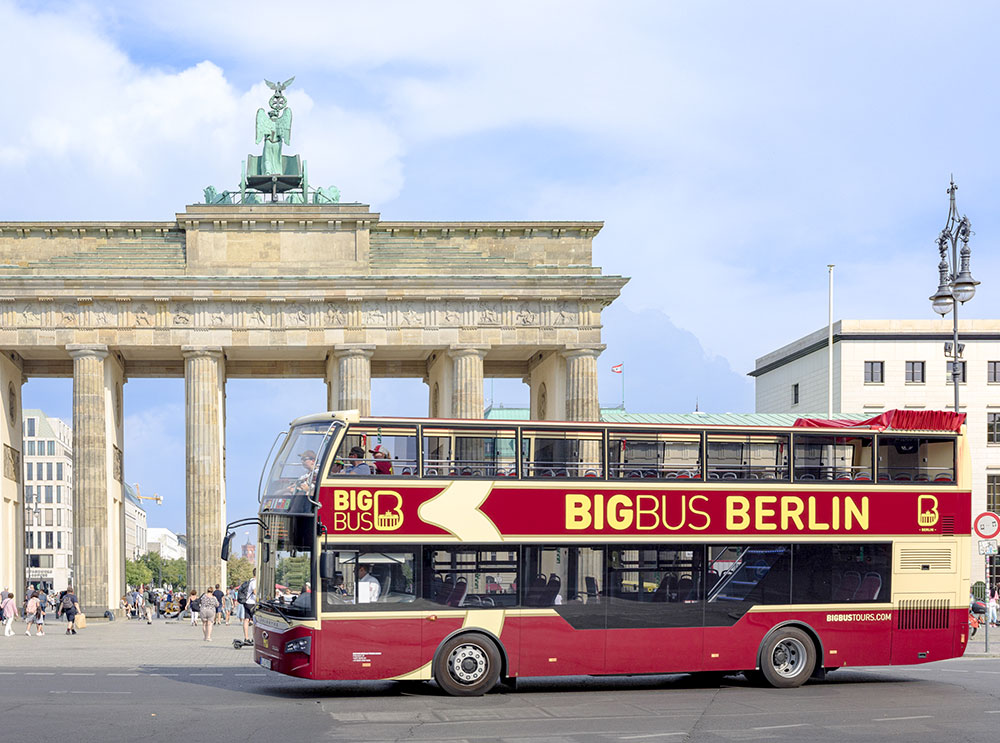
[
  {"xmin": 752, "ymin": 724, "xmax": 810, "ymax": 730},
  {"xmin": 71, "ymin": 691, "xmax": 131, "ymax": 695},
  {"xmin": 0, "ymin": 672, "xmax": 14, "ymax": 676},
  {"xmin": 620, "ymin": 734, "xmax": 687, "ymax": 740},
  {"xmin": 25, "ymin": 672, "xmax": 55, "ymax": 676},
  {"xmin": 190, "ymin": 673, "xmax": 224, "ymax": 677},
  {"xmin": 235, "ymin": 673, "xmax": 265, "ymax": 677},
  {"xmin": 107, "ymin": 673, "xmax": 139, "ymax": 677},
  {"xmin": 62, "ymin": 673, "xmax": 95, "ymax": 676},
  {"xmin": 937, "ymin": 669, "xmax": 967, "ymax": 673},
  {"xmin": 146, "ymin": 673, "xmax": 178, "ymax": 677},
  {"xmin": 875, "ymin": 716, "xmax": 933, "ymax": 722},
  {"xmin": 976, "ymin": 671, "xmax": 1000, "ymax": 674},
  {"xmin": 985, "ymin": 710, "xmax": 1000, "ymax": 714}
]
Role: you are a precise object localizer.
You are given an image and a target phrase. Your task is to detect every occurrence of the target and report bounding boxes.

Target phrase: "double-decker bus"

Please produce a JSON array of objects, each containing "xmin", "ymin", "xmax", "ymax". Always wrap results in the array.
[{"xmin": 228, "ymin": 409, "xmax": 970, "ymax": 695}]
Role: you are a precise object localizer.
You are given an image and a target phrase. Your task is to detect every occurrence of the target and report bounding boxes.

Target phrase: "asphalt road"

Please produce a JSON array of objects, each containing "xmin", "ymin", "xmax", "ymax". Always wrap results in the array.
[{"xmin": 5, "ymin": 657, "xmax": 1000, "ymax": 742}]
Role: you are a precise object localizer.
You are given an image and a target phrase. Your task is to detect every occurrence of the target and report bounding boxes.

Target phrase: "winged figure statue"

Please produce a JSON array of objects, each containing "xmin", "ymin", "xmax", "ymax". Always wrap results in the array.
[{"xmin": 256, "ymin": 106, "xmax": 292, "ymax": 175}]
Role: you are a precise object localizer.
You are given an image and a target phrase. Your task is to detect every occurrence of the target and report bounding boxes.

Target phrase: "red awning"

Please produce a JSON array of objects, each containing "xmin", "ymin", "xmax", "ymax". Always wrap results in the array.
[{"xmin": 793, "ymin": 409, "xmax": 966, "ymax": 433}]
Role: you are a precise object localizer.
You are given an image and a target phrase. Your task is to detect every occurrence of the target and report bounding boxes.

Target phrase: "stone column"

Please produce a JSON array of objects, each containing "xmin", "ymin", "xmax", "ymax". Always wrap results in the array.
[
  {"xmin": 0, "ymin": 353, "xmax": 23, "ymax": 603},
  {"xmin": 331, "ymin": 345, "xmax": 375, "ymax": 416},
  {"xmin": 67, "ymin": 344, "xmax": 110, "ymax": 615},
  {"xmin": 183, "ymin": 347, "xmax": 226, "ymax": 593},
  {"xmin": 450, "ymin": 346, "xmax": 489, "ymax": 419},
  {"xmin": 562, "ymin": 345, "xmax": 604, "ymax": 422}
]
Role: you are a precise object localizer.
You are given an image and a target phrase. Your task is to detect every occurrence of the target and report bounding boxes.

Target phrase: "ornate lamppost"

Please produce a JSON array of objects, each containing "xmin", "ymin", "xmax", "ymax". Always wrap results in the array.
[{"xmin": 929, "ymin": 178, "xmax": 980, "ymax": 411}]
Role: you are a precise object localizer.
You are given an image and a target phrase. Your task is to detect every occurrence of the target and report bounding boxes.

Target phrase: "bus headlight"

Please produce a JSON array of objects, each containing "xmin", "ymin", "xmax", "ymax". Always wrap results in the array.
[{"xmin": 284, "ymin": 636, "xmax": 312, "ymax": 655}]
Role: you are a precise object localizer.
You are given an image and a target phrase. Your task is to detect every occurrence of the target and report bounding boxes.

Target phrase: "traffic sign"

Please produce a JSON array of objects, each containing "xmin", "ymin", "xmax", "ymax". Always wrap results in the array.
[
  {"xmin": 979, "ymin": 540, "xmax": 998, "ymax": 555},
  {"xmin": 975, "ymin": 511, "xmax": 1000, "ymax": 539}
]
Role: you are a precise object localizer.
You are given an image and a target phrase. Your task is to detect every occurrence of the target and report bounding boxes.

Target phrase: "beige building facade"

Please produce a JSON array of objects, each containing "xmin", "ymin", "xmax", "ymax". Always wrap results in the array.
[
  {"xmin": 752, "ymin": 318, "xmax": 1000, "ymax": 586},
  {"xmin": 0, "ymin": 202, "xmax": 626, "ymax": 613}
]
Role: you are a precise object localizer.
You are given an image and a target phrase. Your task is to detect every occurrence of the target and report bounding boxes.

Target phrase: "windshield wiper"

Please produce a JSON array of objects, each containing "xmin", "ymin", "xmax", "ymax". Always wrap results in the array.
[{"xmin": 258, "ymin": 598, "xmax": 292, "ymax": 622}]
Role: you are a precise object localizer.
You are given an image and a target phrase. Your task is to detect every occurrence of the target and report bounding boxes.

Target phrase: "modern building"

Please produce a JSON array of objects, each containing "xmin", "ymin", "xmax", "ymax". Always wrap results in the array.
[
  {"xmin": 751, "ymin": 318, "xmax": 1000, "ymax": 585},
  {"xmin": 22, "ymin": 409, "xmax": 73, "ymax": 591},
  {"xmin": 147, "ymin": 527, "xmax": 186, "ymax": 561},
  {"xmin": 123, "ymin": 483, "xmax": 148, "ymax": 561}
]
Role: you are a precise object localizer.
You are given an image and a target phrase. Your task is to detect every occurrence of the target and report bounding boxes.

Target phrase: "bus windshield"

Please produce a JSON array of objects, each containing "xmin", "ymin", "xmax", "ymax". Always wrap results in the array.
[
  {"xmin": 263, "ymin": 421, "xmax": 342, "ymax": 498},
  {"xmin": 259, "ymin": 513, "xmax": 315, "ymax": 618}
]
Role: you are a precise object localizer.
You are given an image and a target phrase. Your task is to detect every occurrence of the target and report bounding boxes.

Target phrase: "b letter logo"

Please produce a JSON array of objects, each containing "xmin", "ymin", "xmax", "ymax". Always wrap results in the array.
[
  {"xmin": 331, "ymin": 489, "xmax": 404, "ymax": 532},
  {"xmin": 917, "ymin": 494, "xmax": 939, "ymax": 529}
]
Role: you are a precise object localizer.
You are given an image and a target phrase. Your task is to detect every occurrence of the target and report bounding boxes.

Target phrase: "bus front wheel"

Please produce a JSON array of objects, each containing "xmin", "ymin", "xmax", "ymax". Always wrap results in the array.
[
  {"xmin": 434, "ymin": 633, "xmax": 501, "ymax": 697},
  {"xmin": 759, "ymin": 627, "xmax": 816, "ymax": 688}
]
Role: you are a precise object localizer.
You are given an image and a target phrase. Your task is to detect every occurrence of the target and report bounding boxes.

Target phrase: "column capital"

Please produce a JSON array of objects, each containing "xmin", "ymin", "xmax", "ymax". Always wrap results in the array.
[
  {"xmin": 181, "ymin": 346, "xmax": 224, "ymax": 360},
  {"xmin": 560, "ymin": 344, "xmax": 605, "ymax": 360},
  {"xmin": 448, "ymin": 344, "xmax": 490, "ymax": 360},
  {"xmin": 333, "ymin": 344, "xmax": 375, "ymax": 360},
  {"xmin": 66, "ymin": 343, "xmax": 109, "ymax": 361}
]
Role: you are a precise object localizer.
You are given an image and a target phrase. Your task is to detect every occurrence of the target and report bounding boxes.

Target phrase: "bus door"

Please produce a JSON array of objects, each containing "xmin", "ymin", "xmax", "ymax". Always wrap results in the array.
[
  {"xmin": 603, "ymin": 545, "xmax": 704, "ymax": 674},
  {"xmin": 518, "ymin": 546, "xmax": 607, "ymax": 677}
]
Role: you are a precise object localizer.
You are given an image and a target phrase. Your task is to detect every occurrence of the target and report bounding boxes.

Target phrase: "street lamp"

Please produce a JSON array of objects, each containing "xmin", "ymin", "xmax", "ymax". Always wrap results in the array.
[
  {"xmin": 24, "ymin": 499, "xmax": 40, "ymax": 596},
  {"xmin": 929, "ymin": 177, "xmax": 979, "ymax": 411}
]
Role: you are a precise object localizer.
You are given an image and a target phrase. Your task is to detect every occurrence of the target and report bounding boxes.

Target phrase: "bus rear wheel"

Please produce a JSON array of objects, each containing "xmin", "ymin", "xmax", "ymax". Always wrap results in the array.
[
  {"xmin": 759, "ymin": 627, "xmax": 816, "ymax": 688},
  {"xmin": 434, "ymin": 633, "xmax": 501, "ymax": 697}
]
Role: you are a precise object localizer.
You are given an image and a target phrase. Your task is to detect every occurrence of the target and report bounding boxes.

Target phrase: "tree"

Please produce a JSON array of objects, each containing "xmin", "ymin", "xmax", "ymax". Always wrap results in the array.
[
  {"xmin": 161, "ymin": 558, "xmax": 187, "ymax": 590},
  {"xmin": 125, "ymin": 559, "xmax": 152, "ymax": 588},
  {"xmin": 227, "ymin": 557, "xmax": 253, "ymax": 587}
]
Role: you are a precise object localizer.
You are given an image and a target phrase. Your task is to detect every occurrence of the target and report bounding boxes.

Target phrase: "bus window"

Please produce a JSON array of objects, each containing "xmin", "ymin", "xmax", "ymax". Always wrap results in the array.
[
  {"xmin": 337, "ymin": 426, "xmax": 418, "ymax": 476},
  {"xmin": 422, "ymin": 427, "xmax": 518, "ymax": 477},
  {"xmin": 608, "ymin": 431, "xmax": 701, "ymax": 480},
  {"xmin": 522, "ymin": 429, "xmax": 603, "ymax": 478},
  {"xmin": 792, "ymin": 543, "xmax": 891, "ymax": 603},
  {"xmin": 423, "ymin": 546, "xmax": 518, "ymax": 608},
  {"xmin": 706, "ymin": 433, "xmax": 789, "ymax": 481},
  {"xmin": 605, "ymin": 546, "xmax": 704, "ymax": 628},
  {"xmin": 320, "ymin": 547, "xmax": 416, "ymax": 609},
  {"xmin": 521, "ymin": 546, "xmax": 605, "ymax": 607},
  {"xmin": 705, "ymin": 544, "xmax": 790, "ymax": 611},
  {"xmin": 877, "ymin": 436, "xmax": 956, "ymax": 482},
  {"xmin": 793, "ymin": 433, "xmax": 873, "ymax": 482},
  {"xmin": 264, "ymin": 421, "xmax": 338, "ymax": 496}
]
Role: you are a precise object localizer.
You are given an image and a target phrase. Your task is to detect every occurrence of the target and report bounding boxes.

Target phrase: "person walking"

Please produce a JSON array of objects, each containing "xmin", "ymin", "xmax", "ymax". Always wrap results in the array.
[
  {"xmin": 60, "ymin": 586, "xmax": 80, "ymax": 635},
  {"xmin": 198, "ymin": 588, "xmax": 219, "ymax": 641},
  {"xmin": 212, "ymin": 584, "xmax": 225, "ymax": 625},
  {"xmin": 223, "ymin": 587, "xmax": 235, "ymax": 625},
  {"xmin": 1, "ymin": 591, "xmax": 19, "ymax": 636},
  {"xmin": 241, "ymin": 569, "xmax": 257, "ymax": 647},
  {"xmin": 144, "ymin": 586, "xmax": 155, "ymax": 624},
  {"xmin": 24, "ymin": 591, "xmax": 42, "ymax": 636},
  {"xmin": 188, "ymin": 590, "xmax": 200, "ymax": 626}
]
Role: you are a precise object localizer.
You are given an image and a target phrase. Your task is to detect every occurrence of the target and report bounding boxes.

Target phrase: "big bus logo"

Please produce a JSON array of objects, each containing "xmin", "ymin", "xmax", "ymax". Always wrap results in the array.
[
  {"xmin": 917, "ymin": 494, "xmax": 939, "ymax": 528},
  {"xmin": 331, "ymin": 489, "xmax": 404, "ymax": 532}
]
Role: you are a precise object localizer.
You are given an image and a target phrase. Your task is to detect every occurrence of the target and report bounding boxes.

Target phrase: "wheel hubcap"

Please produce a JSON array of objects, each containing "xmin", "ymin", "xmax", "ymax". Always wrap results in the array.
[
  {"xmin": 771, "ymin": 637, "xmax": 806, "ymax": 678},
  {"xmin": 448, "ymin": 644, "xmax": 488, "ymax": 684}
]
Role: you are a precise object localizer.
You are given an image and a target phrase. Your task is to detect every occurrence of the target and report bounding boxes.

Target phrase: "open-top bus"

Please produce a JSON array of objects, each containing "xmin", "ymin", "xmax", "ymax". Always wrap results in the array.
[{"xmin": 227, "ymin": 409, "xmax": 970, "ymax": 695}]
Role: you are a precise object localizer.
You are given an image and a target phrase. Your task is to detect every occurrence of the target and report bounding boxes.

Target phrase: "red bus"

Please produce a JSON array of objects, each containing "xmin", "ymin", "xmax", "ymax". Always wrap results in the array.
[{"xmin": 228, "ymin": 409, "xmax": 970, "ymax": 695}]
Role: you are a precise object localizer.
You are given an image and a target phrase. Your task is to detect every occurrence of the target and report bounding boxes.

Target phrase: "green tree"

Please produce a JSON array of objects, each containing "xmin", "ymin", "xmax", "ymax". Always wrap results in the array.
[
  {"xmin": 227, "ymin": 557, "xmax": 253, "ymax": 587},
  {"xmin": 125, "ymin": 558, "xmax": 152, "ymax": 588},
  {"xmin": 162, "ymin": 558, "xmax": 187, "ymax": 590},
  {"xmin": 139, "ymin": 551, "xmax": 165, "ymax": 587}
]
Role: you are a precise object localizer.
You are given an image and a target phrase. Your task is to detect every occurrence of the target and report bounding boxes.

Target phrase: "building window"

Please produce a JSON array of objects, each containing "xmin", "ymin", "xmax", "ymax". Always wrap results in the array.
[
  {"xmin": 905, "ymin": 361, "xmax": 925, "ymax": 383},
  {"xmin": 47, "ymin": 440, "xmax": 55, "ymax": 456},
  {"xmin": 25, "ymin": 441, "xmax": 34, "ymax": 456},
  {"xmin": 26, "ymin": 532, "xmax": 33, "ymax": 549},
  {"xmin": 45, "ymin": 486, "xmax": 53, "ymax": 503},
  {"xmin": 57, "ymin": 532, "xmax": 62, "ymax": 549},
  {"xmin": 947, "ymin": 360, "xmax": 967, "ymax": 383},
  {"xmin": 864, "ymin": 361, "xmax": 884, "ymax": 383},
  {"xmin": 56, "ymin": 486, "xmax": 61, "ymax": 504},
  {"xmin": 990, "ymin": 362, "xmax": 1000, "ymax": 383},
  {"xmin": 57, "ymin": 509, "xmax": 61, "ymax": 526},
  {"xmin": 56, "ymin": 462, "xmax": 63, "ymax": 481},
  {"xmin": 25, "ymin": 418, "xmax": 35, "ymax": 437},
  {"xmin": 25, "ymin": 462, "xmax": 32, "ymax": 481},
  {"xmin": 45, "ymin": 532, "xmax": 53, "ymax": 549},
  {"xmin": 792, "ymin": 383, "xmax": 799, "ymax": 406},
  {"xmin": 46, "ymin": 462, "xmax": 53, "ymax": 480},
  {"xmin": 989, "ymin": 414, "xmax": 1000, "ymax": 444}
]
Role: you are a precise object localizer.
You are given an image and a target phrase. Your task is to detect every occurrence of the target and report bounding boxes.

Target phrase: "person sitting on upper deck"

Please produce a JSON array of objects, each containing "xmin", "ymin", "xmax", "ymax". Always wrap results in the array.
[
  {"xmin": 287, "ymin": 450, "xmax": 317, "ymax": 494},
  {"xmin": 344, "ymin": 446, "xmax": 372, "ymax": 475},
  {"xmin": 371, "ymin": 445, "xmax": 393, "ymax": 475}
]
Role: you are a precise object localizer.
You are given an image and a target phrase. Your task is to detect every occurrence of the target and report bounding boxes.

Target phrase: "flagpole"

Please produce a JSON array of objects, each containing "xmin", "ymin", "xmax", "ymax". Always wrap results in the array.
[{"xmin": 621, "ymin": 365, "xmax": 625, "ymax": 410}]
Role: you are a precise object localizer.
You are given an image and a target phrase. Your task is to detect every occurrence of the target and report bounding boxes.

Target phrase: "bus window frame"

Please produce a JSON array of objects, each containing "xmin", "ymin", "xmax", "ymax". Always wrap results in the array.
[
  {"xmin": 520, "ymin": 425, "xmax": 607, "ymax": 480},
  {"xmin": 873, "ymin": 433, "xmax": 957, "ymax": 484},
  {"xmin": 606, "ymin": 428, "xmax": 704, "ymax": 481},
  {"xmin": 789, "ymin": 431, "xmax": 876, "ymax": 485},
  {"xmin": 420, "ymin": 424, "xmax": 521, "ymax": 479},
  {"xmin": 705, "ymin": 430, "xmax": 790, "ymax": 482}
]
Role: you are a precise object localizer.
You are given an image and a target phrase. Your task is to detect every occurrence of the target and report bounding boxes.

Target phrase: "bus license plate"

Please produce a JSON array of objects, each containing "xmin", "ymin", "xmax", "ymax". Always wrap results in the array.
[{"xmin": 259, "ymin": 658, "xmax": 271, "ymax": 670}]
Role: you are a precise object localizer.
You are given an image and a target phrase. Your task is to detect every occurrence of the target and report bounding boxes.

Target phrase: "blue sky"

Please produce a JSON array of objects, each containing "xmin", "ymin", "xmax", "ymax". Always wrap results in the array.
[{"xmin": 6, "ymin": 0, "xmax": 1000, "ymax": 533}]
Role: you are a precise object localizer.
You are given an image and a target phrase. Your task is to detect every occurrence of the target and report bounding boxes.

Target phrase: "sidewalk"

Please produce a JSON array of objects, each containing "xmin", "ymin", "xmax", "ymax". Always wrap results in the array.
[
  {"xmin": 0, "ymin": 614, "xmax": 260, "ymax": 669},
  {"xmin": 964, "ymin": 627, "xmax": 1000, "ymax": 658}
]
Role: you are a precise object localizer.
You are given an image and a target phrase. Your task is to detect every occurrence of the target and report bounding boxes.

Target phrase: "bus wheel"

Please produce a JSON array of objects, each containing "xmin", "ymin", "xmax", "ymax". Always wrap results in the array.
[
  {"xmin": 759, "ymin": 627, "xmax": 816, "ymax": 688},
  {"xmin": 435, "ymin": 633, "xmax": 501, "ymax": 697}
]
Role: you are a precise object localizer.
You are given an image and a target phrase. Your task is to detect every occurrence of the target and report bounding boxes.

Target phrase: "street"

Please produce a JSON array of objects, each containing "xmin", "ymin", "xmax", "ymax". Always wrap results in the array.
[{"xmin": 2, "ymin": 618, "xmax": 1000, "ymax": 741}]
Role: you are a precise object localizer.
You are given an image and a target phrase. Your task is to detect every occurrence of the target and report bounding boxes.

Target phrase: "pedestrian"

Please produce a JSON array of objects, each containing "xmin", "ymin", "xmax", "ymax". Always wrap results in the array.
[
  {"xmin": 188, "ymin": 589, "xmax": 200, "ymax": 626},
  {"xmin": 212, "ymin": 584, "xmax": 225, "ymax": 625},
  {"xmin": 60, "ymin": 586, "xmax": 80, "ymax": 635},
  {"xmin": 24, "ymin": 590, "xmax": 43, "ymax": 636},
  {"xmin": 144, "ymin": 586, "xmax": 155, "ymax": 624},
  {"xmin": 1, "ymin": 591, "xmax": 19, "ymax": 636},
  {"xmin": 199, "ymin": 587, "xmax": 219, "ymax": 641},
  {"xmin": 223, "ymin": 587, "xmax": 235, "ymax": 625},
  {"xmin": 990, "ymin": 584, "xmax": 998, "ymax": 627},
  {"xmin": 241, "ymin": 569, "xmax": 257, "ymax": 647}
]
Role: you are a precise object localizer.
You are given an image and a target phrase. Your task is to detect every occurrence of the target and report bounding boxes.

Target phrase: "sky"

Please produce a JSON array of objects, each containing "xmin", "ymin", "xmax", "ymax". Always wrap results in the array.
[{"xmin": 5, "ymin": 0, "xmax": 1000, "ymax": 534}]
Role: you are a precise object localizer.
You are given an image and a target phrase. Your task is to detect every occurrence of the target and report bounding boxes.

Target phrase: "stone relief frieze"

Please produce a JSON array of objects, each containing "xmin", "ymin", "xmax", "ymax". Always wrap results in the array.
[
  {"xmin": 113, "ymin": 445, "xmax": 123, "ymax": 483},
  {"xmin": 552, "ymin": 301, "xmax": 577, "ymax": 326},
  {"xmin": 173, "ymin": 304, "xmax": 193, "ymax": 326},
  {"xmin": 3, "ymin": 443, "xmax": 20, "ymax": 483},
  {"xmin": 478, "ymin": 302, "xmax": 501, "ymax": 325},
  {"xmin": 327, "ymin": 306, "xmax": 347, "ymax": 325},
  {"xmin": 285, "ymin": 304, "xmax": 308, "ymax": 326},
  {"xmin": 399, "ymin": 302, "xmax": 423, "ymax": 327},
  {"xmin": 134, "ymin": 303, "xmax": 154, "ymax": 327},
  {"xmin": 364, "ymin": 305, "xmax": 386, "ymax": 326},
  {"xmin": 248, "ymin": 303, "xmax": 269, "ymax": 326}
]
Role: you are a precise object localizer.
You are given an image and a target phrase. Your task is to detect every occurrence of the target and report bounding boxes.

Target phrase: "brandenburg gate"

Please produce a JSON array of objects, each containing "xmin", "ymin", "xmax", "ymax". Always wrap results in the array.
[{"xmin": 0, "ymin": 80, "xmax": 627, "ymax": 615}]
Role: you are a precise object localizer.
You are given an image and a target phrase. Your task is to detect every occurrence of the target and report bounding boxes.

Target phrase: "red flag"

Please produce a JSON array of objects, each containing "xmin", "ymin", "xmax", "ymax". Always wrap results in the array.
[{"xmin": 611, "ymin": 363, "xmax": 623, "ymax": 374}]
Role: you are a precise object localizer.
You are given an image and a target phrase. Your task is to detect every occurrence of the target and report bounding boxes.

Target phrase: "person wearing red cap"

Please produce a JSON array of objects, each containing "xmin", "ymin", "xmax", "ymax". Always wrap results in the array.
[{"xmin": 371, "ymin": 445, "xmax": 393, "ymax": 475}]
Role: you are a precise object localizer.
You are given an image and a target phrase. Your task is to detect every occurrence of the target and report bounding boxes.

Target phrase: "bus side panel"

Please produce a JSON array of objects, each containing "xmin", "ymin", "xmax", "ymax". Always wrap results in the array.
[
  {"xmin": 605, "ymin": 627, "xmax": 703, "ymax": 674},
  {"xmin": 421, "ymin": 615, "xmax": 467, "ymax": 673},
  {"xmin": 891, "ymin": 609, "xmax": 968, "ymax": 665},
  {"xmin": 515, "ymin": 614, "xmax": 606, "ymax": 677},
  {"xmin": 316, "ymin": 617, "xmax": 424, "ymax": 680}
]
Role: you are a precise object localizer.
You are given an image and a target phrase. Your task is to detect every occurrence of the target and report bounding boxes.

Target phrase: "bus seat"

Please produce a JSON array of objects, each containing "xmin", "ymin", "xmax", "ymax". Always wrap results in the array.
[
  {"xmin": 524, "ymin": 574, "xmax": 548, "ymax": 606},
  {"xmin": 915, "ymin": 474, "xmax": 930, "ymax": 482},
  {"xmin": 485, "ymin": 576, "xmax": 502, "ymax": 593},
  {"xmin": 541, "ymin": 574, "xmax": 562, "ymax": 605},
  {"xmin": 629, "ymin": 470, "xmax": 642, "ymax": 478},
  {"xmin": 855, "ymin": 472, "xmax": 872, "ymax": 481},
  {"xmin": 935, "ymin": 472, "xmax": 954, "ymax": 482},
  {"xmin": 446, "ymin": 579, "xmax": 467, "ymax": 607},
  {"xmin": 585, "ymin": 576, "xmax": 599, "ymax": 599},
  {"xmin": 676, "ymin": 576, "xmax": 693, "ymax": 601},
  {"xmin": 723, "ymin": 472, "xmax": 737, "ymax": 480},
  {"xmin": 833, "ymin": 570, "xmax": 861, "ymax": 601},
  {"xmin": 424, "ymin": 468, "xmax": 438, "ymax": 476},
  {"xmin": 894, "ymin": 473, "xmax": 912, "ymax": 481},
  {"xmin": 400, "ymin": 467, "xmax": 412, "ymax": 476},
  {"xmin": 644, "ymin": 470, "xmax": 658, "ymax": 478},
  {"xmin": 652, "ymin": 574, "xmax": 676, "ymax": 603},
  {"xmin": 585, "ymin": 469, "xmax": 599, "ymax": 478},
  {"xmin": 856, "ymin": 572, "xmax": 882, "ymax": 601}
]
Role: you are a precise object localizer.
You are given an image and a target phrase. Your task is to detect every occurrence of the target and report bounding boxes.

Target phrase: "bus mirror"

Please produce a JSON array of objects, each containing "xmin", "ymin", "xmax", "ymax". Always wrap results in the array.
[
  {"xmin": 262, "ymin": 542, "xmax": 271, "ymax": 564},
  {"xmin": 319, "ymin": 551, "xmax": 336, "ymax": 580},
  {"xmin": 220, "ymin": 532, "xmax": 234, "ymax": 560}
]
